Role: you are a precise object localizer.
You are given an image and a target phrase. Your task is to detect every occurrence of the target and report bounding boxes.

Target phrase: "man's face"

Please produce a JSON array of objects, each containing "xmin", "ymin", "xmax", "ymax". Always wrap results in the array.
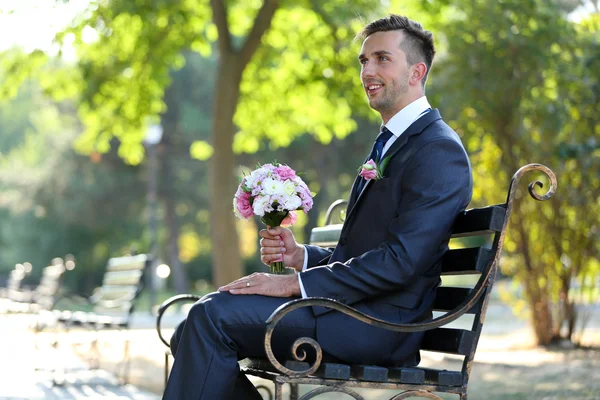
[{"xmin": 359, "ymin": 30, "xmax": 412, "ymax": 118}]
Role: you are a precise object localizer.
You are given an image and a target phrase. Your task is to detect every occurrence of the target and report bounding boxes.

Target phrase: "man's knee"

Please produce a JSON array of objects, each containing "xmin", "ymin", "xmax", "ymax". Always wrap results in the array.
[{"xmin": 187, "ymin": 291, "xmax": 233, "ymax": 324}]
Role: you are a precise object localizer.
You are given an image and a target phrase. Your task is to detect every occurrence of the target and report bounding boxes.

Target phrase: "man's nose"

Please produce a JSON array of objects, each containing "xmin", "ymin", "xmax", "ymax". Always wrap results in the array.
[{"xmin": 361, "ymin": 63, "xmax": 375, "ymax": 79}]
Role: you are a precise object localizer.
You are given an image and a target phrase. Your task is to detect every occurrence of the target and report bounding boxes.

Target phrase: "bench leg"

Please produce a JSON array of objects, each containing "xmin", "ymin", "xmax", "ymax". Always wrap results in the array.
[
  {"xmin": 164, "ymin": 350, "xmax": 171, "ymax": 389},
  {"xmin": 52, "ymin": 321, "xmax": 69, "ymax": 386},
  {"xmin": 289, "ymin": 383, "xmax": 299, "ymax": 400},
  {"xmin": 275, "ymin": 382, "xmax": 284, "ymax": 400},
  {"xmin": 121, "ymin": 337, "xmax": 131, "ymax": 384},
  {"xmin": 89, "ymin": 329, "xmax": 101, "ymax": 370}
]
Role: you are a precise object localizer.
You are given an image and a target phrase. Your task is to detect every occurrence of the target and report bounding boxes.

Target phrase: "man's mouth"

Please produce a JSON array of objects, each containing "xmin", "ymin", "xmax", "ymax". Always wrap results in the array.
[{"xmin": 366, "ymin": 84, "xmax": 383, "ymax": 96}]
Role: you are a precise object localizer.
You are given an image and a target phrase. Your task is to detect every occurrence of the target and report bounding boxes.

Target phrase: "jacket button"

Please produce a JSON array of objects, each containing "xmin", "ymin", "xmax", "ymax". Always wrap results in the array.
[{"xmin": 339, "ymin": 238, "xmax": 347, "ymax": 246}]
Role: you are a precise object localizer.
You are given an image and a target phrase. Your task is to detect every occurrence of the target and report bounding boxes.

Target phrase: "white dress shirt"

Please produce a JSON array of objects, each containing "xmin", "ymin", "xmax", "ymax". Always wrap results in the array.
[{"xmin": 297, "ymin": 96, "xmax": 432, "ymax": 298}]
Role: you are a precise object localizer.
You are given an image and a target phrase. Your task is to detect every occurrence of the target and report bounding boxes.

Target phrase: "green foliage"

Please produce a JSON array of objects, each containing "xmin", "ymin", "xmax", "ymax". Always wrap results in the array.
[
  {"xmin": 0, "ymin": 0, "xmax": 381, "ymax": 164},
  {"xmin": 426, "ymin": 0, "xmax": 600, "ymax": 344}
]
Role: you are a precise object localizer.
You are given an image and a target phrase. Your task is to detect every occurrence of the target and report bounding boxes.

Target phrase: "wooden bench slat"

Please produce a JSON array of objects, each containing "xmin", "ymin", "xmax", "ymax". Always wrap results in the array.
[
  {"xmin": 441, "ymin": 247, "xmax": 492, "ymax": 275},
  {"xmin": 422, "ymin": 368, "xmax": 463, "ymax": 386},
  {"xmin": 388, "ymin": 367, "xmax": 425, "ymax": 384},
  {"xmin": 451, "ymin": 205, "xmax": 505, "ymax": 238},
  {"xmin": 350, "ymin": 365, "xmax": 388, "ymax": 382},
  {"xmin": 106, "ymin": 254, "xmax": 148, "ymax": 271},
  {"xmin": 102, "ymin": 270, "xmax": 144, "ymax": 286},
  {"xmin": 434, "ymin": 287, "xmax": 482, "ymax": 314},
  {"xmin": 317, "ymin": 363, "xmax": 351, "ymax": 380},
  {"xmin": 421, "ymin": 328, "xmax": 474, "ymax": 356}
]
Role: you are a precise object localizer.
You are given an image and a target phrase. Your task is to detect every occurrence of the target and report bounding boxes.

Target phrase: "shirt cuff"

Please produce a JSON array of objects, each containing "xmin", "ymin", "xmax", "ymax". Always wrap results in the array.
[
  {"xmin": 298, "ymin": 274, "xmax": 308, "ymax": 299},
  {"xmin": 302, "ymin": 246, "xmax": 308, "ymax": 271}
]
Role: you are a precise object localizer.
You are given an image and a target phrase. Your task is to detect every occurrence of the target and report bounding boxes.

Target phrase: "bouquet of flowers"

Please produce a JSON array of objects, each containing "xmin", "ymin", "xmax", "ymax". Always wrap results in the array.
[{"xmin": 233, "ymin": 163, "xmax": 314, "ymax": 274}]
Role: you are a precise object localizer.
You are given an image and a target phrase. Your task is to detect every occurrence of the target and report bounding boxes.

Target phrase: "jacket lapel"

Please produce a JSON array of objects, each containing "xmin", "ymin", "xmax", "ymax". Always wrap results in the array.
[{"xmin": 345, "ymin": 109, "xmax": 442, "ymax": 222}]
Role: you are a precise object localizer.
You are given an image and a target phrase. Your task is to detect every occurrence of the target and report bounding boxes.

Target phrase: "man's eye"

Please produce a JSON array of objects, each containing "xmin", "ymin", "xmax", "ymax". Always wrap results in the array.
[
  {"xmin": 380, "ymin": 56, "xmax": 388, "ymax": 61},
  {"xmin": 360, "ymin": 59, "xmax": 367, "ymax": 65}
]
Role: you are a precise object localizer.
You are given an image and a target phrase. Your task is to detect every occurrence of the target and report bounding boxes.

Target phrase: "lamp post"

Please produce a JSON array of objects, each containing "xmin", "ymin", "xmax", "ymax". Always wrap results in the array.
[{"xmin": 144, "ymin": 124, "xmax": 163, "ymax": 315}]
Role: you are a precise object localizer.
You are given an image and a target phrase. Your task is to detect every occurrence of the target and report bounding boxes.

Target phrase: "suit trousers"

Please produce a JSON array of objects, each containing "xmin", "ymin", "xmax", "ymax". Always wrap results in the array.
[{"xmin": 163, "ymin": 291, "xmax": 320, "ymax": 400}]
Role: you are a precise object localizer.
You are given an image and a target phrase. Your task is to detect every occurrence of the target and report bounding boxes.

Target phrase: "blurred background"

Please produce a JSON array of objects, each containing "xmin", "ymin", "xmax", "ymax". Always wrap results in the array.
[{"xmin": 0, "ymin": 0, "xmax": 598, "ymax": 397}]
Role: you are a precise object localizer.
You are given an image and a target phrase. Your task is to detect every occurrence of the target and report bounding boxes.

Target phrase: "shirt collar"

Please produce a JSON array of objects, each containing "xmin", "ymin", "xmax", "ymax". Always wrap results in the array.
[{"xmin": 383, "ymin": 96, "xmax": 432, "ymax": 138}]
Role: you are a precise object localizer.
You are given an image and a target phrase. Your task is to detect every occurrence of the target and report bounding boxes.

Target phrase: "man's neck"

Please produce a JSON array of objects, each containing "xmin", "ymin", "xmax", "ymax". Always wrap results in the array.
[{"xmin": 380, "ymin": 92, "xmax": 425, "ymax": 124}]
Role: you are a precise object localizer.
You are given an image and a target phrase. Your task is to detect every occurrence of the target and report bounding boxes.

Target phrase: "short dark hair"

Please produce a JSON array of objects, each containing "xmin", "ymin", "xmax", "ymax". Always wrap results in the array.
[{"xmin": 356, "ymin": 15, "xmax": 436, "ymax": 87}]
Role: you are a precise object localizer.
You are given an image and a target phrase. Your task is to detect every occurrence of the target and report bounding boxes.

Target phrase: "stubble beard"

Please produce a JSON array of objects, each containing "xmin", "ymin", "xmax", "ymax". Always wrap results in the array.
[{"xmin": 369, "ymin": 79, "xmax": 409, "ymax": 116}]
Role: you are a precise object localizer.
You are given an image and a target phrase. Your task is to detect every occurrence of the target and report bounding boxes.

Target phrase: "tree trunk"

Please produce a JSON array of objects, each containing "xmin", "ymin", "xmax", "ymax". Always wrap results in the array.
[
  {"xmin": 210, "ymin": 53, "xmax": 244, "ymax": 287},
  {"xmin": 303, "ymin": 142, "xmax": 329, "ymax": 242},
  {"xmin": 515, "ymin": 213, "xmax": 554, "ymax": 345}
]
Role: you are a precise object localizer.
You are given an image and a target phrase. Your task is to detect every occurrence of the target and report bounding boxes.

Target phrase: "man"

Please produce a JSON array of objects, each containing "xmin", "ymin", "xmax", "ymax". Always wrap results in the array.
[{"xmin": 163, "ymin": 14, "xmax": 472, "ymax": 399}]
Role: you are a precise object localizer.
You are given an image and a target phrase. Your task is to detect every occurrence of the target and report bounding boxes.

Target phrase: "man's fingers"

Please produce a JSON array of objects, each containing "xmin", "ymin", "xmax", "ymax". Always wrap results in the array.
[
  {"xmin": 260, "ymin": 246, "xmax": 285, "ymax": 255},
  {"xmin": 260, "ymin": 238, "xmax": 285, "ymax": 248},
  {"xmin": 259, "ymin": 229, "xmax": 281, "ymax": 240}
]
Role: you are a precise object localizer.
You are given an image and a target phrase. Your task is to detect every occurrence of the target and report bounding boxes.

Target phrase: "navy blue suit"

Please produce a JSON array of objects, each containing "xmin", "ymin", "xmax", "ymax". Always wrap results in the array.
[{"xmin": 163, "ymin": 109, "xmax": 472, "ymax": 399}]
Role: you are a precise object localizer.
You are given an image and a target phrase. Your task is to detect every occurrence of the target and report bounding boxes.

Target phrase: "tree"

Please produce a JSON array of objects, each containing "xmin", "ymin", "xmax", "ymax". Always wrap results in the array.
[
  {"xmin": 0, "ymin": 0, "xmax": 383, "ymax": 288},
  {"xmin": 423, "ymin": 0, "xmax": 600, "ymax": 345}
]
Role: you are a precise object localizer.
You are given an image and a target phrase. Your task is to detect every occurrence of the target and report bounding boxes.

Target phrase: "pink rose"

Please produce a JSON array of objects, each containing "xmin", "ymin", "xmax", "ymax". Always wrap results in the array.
[
  {"xmin": 359, "ymin": 159, "xmax": 378, "ymax": 180},
  {"xmin": 275, "ymin": 165, "xmax": 296, "ymax": 180},
  {"xmin": 281, "ymin": 211, "xmax": 298, "ymax": 227},
  {"xmin": 235, "ymin": 191, "xmax": 254, "ymax": 219}
]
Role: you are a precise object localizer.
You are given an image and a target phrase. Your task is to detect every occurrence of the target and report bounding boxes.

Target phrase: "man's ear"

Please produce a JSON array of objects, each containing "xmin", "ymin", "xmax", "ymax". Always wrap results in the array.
[{"xmin": 410, "ymin": 62, "xmax": 427, "ymax": 86}]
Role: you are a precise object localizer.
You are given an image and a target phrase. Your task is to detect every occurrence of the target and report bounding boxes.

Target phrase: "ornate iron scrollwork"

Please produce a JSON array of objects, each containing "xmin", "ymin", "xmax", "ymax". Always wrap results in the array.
[
  {"xmin": 298, "ymin": 386, "xmax": 364, "ymax": 400},
  {"xmin": 389, "ymin": 390, "xmax": 444, "ymax": 399}
]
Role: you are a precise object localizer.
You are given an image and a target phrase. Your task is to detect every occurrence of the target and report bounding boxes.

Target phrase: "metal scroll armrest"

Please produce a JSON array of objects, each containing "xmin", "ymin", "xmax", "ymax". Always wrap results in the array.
[
  {"xmin": 156, "ymin": 294, "xmax": 202, "ymax": 348},
  {"xmin": 262, "ymin": 279, "xmax": 491, "ymax": 379}
]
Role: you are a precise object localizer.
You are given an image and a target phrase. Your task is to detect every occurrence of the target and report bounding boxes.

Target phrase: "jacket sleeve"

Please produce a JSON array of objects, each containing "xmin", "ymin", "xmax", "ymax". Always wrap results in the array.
[
  {"xmin": 299, "ymin": 137, "xmax": 472, "ymax": 306},
  {"xmin": 304, "ymin": 245, "xmax": 333, "ymax": 268}
]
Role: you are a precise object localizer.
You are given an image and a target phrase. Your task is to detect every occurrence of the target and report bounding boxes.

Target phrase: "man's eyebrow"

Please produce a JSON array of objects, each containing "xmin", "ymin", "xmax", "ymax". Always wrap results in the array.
[{"xmin": 358, "ymin": 50, "xmax": 393, "ymax": 60}]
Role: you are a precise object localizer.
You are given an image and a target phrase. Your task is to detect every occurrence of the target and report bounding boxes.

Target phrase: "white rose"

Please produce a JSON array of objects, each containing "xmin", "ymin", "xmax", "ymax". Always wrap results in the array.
[
  {"xmin": 252, "ymin": 195, "xmax": 272, "ymax": 216},
  {"xmin": 283, "ymin": 195, "xmax": 302, "ymax": 210},
  {"xmin": 262, "ymin": 178, "xmax": 285, "ymax": 195},
  {"xmin": 282, "ymin": 180, "xmax": 296, "ymax": 196}
]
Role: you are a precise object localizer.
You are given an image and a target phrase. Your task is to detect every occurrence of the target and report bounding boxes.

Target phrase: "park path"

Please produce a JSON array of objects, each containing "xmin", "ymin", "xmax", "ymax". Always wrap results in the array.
[{"xmin": 0, "ymin": 314, "xmax": 158, "ymax": 400}]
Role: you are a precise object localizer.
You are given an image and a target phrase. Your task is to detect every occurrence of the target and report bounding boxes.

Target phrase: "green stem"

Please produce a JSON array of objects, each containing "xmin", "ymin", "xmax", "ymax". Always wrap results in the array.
[{"xmin": 270, "ymin": 261, "xmax": 285, "ymax": 274}]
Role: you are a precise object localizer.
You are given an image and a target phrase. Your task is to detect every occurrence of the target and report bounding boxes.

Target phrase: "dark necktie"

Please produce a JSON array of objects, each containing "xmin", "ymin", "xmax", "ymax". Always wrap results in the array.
[{"xmin": 356, "ymin": 127, "xmax": 394, "ymax": 195}]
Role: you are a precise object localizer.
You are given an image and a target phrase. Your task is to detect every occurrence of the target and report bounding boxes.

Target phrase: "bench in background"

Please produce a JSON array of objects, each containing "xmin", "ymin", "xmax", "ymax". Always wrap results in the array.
[
  {"xmin": 1, "ymin": 258, "xmax": 71, "ymax": 314},
  {"xmin": 42, "ymin": 253, "xmax": 151, "ymax": 385}
]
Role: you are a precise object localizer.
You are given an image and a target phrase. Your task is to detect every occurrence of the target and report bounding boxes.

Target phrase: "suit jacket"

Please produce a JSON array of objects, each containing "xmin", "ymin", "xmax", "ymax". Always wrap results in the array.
[{"xmin": 299, "ymin": 109, "xmax": 473, "ymax": 366}]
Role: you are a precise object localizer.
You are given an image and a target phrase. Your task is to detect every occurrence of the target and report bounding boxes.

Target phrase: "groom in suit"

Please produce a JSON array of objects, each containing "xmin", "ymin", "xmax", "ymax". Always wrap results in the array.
[{"xmin": 163, "ymin": 14, "xmax": 472, "ymax": 399}]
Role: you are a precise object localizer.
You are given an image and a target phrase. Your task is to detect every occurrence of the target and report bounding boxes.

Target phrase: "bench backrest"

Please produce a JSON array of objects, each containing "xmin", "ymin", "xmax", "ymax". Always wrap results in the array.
[
  {"xmin": 6, "ymin": 268, "xmax": 27, "ymax": 293},
  {"xmin": 33, "ymin": 258, "xmax": 69, "ymax": 310},
  {"xmin": 309, "ymin": 200, "xmax": 509, "ymax": 386},
  {"xmin": 90, "ymin": 254, "xmax": 150, "ymax": 321}
]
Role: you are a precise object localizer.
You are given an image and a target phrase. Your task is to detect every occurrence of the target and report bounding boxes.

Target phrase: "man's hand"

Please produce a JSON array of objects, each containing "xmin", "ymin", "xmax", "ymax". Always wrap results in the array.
[
  {"xmin": 218, "ymin": 272, "xmax": 301, "ymax": 298},
  {"xmin": 259, "ymin": 226, "xmax": 305, "ymax": 272}
]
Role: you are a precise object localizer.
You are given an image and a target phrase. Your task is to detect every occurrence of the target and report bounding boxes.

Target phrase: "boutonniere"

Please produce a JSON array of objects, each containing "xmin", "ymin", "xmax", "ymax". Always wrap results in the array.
[{"xmin": 358, "ymin": 156, "xmax": 391, "ymax": 181}]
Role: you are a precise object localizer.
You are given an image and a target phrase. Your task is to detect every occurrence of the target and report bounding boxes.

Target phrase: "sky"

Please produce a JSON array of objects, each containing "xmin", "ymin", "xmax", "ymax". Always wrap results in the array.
[{"xmin": 0, "ymin": 0, "xmax": 88, "ymax": 52}]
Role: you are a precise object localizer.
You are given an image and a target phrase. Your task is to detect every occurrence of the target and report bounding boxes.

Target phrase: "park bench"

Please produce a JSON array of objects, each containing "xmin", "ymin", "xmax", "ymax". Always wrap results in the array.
[
  {"xmin": 156, "ymin": 163, "xmax": 556, "ymax": 399},
  {"xmin": 43, "ymin": 253, "xmax": 151, "ymax": 384},
  {"xmin": 1, "ymin": 258, "xmax": 70, "ymax": 314},
  {"xmin": 0, "ymin": 263, "xmax": 31, "ymax": 302}
]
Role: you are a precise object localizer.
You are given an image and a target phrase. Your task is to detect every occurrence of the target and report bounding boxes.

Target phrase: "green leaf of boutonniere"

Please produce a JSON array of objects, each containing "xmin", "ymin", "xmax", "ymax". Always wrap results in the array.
[{"xmin": 378, "ymin": 155, "xmax": 392, "ymax": 178}]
